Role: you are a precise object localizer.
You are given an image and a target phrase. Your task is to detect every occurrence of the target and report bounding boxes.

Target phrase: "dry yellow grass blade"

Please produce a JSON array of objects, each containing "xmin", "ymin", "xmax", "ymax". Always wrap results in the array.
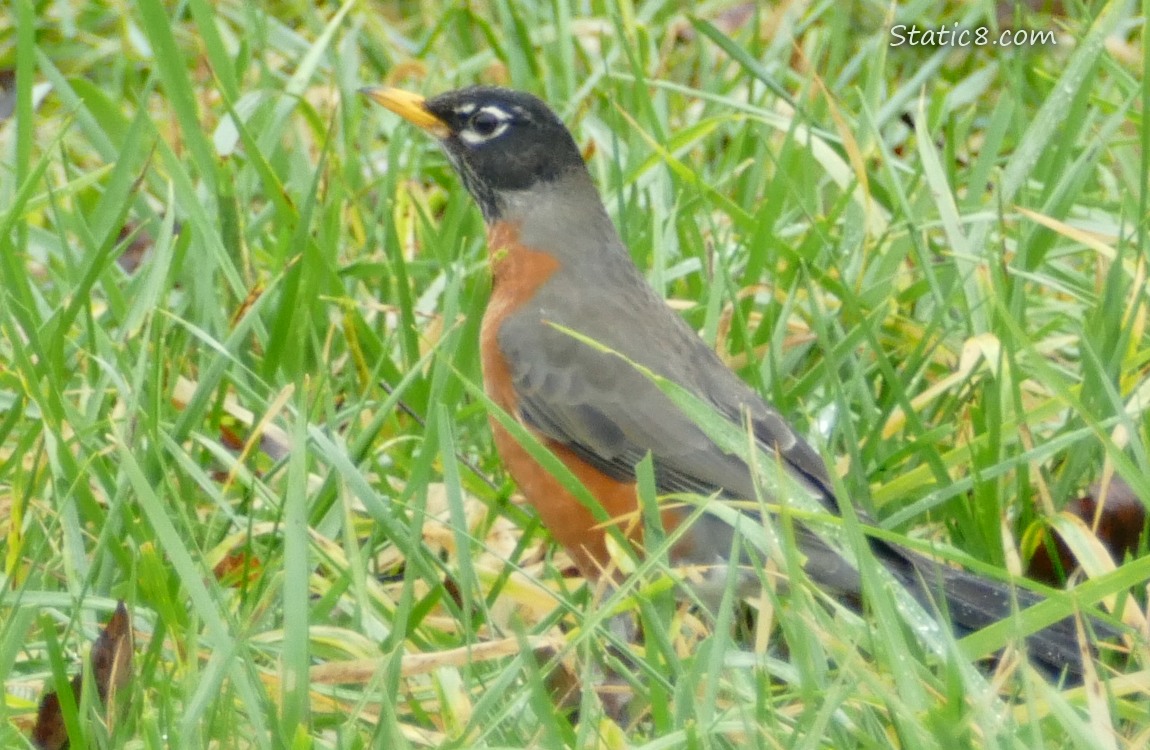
[
  {"xmin": 171, "ymin": 375, "xmax": 293, "ymax": 460},
  {"xmin": 1050, "ymin": 512, "xmax": 1149, "ymax": 634},
  {"xmin": 881, "ymin": 332, "xmax": 1001, "ymax": 439},
  {"xmin": 1014, "ymin": 206, "xmax": 1122, "ymax": 260},
  {"xmin": 309, "ymin": 634, "xmax": 567, "ymax": 684}
]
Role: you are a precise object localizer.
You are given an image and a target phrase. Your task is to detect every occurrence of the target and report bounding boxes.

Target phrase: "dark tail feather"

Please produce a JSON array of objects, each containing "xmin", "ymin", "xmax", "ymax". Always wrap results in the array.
[
  {"xmin": 786, "ymin": 524, "xmax": 1114, "ymax": 679},
  {"xmin": 905, "ymin": 553, "xmax": 1115, "ymax": 680}
]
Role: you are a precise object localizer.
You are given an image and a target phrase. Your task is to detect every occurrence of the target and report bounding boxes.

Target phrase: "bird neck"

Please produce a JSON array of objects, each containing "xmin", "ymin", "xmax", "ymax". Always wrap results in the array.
[
  {"xmin": 485, "ymin": 219, "xmax": 562, "ymax": 296},
  {"xmin": 484, "ymin": 169, "xmax": 626, "ymax": 269}
]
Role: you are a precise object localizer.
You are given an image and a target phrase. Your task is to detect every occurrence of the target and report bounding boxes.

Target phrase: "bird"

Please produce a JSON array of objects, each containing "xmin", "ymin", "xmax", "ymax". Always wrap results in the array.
[{"xmin": 361, "ymin": 84, "xmax": 1110, "ymax": 680}]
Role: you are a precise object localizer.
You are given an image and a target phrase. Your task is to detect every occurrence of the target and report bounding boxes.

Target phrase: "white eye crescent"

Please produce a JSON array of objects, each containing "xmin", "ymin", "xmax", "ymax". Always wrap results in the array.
[{"xmin": 460, "ymin": 106, "xmax": 511, "ymax": 144}]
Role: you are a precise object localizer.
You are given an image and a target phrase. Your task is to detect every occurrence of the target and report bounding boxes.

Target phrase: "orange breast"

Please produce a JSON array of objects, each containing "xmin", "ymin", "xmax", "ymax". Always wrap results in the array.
[{"xmin": 479, "ymin": 221, "xmax": 643, "ymax": 578}]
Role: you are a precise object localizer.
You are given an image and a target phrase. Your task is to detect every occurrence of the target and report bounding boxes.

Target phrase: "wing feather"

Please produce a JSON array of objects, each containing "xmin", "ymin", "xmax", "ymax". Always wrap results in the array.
[{"xmin": 498, "ymin": 275, "xmax": 832, "ymax": 509}]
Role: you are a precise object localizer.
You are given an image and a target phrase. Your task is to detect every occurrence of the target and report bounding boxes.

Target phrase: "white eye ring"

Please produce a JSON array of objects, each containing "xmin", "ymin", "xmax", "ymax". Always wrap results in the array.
[{"xmin": 459, "ymin": 106, "xmax": 511, "ymax": 144}]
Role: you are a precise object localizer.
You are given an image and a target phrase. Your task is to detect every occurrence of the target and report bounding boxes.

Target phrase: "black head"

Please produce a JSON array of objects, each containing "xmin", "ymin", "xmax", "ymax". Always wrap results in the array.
[{"xmin": 362, "ymin": 85, "xmax": 587, "ymax": 220}]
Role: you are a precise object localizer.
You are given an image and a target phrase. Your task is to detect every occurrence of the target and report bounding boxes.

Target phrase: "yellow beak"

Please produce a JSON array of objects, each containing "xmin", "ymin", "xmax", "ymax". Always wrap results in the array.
[{"xmin": 360, "ymin": 87, "xmax": 450, "ymax": 139}]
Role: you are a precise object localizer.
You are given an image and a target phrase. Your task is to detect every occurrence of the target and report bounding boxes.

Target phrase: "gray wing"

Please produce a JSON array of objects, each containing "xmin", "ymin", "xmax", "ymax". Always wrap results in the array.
[
  {"xmin": 497, "ymin": 274, "xmax": 838, "ymax": 514},
  {"xmin": 497, "ymin": 277, "xmax": 878, "ymax": 591}
]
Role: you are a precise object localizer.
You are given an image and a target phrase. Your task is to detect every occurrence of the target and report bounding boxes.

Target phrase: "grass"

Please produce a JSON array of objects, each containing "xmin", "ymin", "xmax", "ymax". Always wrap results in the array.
[{"xmin": 1, "ymin": 0, "xmax": 1148, "ymax": 747}]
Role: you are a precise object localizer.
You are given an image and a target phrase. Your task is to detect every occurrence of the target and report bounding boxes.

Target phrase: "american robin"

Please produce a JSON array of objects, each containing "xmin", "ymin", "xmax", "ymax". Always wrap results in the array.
[{"xmin": 362, "ymin": 84, "xmax": 1108, "ymax": 678}]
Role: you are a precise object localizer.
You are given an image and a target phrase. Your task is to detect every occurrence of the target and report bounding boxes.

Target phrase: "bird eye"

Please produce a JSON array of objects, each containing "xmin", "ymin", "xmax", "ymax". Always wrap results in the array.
[
  {"xmin": 457, "ymin": 106, "xmax": 512, "ymax": 145},
  {"xmin": 469, "ymin": 110, "xmax": 503, "ymax": 136}
]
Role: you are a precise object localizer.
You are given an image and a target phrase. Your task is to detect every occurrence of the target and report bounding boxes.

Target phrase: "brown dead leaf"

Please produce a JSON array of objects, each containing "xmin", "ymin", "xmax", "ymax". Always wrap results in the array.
[
  {"xmin": 31, "ymin": 602, "xmax": 134, "ymax": 749},
  {"xmin": 114, "ymin": 223, "xmax": 156, "ymax": 274},
  {"xmin": 213, "ymin": 551, "xmax": 265, "ymax": 586},
  {"xmin": 1028, "ymin": 477, "xmax": 1146, "ymax": 585}
]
